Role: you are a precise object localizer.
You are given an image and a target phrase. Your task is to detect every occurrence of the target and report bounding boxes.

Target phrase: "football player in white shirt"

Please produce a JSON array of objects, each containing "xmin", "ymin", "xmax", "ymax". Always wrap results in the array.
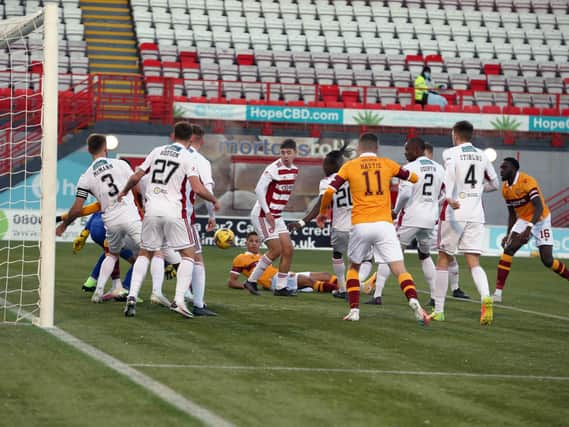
[
  {"xmin": 118, "ymin": 122, "xmax": 219, "ymax": 318},
  {"xmin": 432, "ymin": 121, "xmax": 499, "ymax": 325},
  {"xmin": 56, "ymin": 134, "xmax": 142, "ymax": 303},
  {"xmin": 367, "ymin": 137, "xmax": 445, "ymax": 305},
  {"xmin": 244, "ymin": 139, "xmax": 298, "ymax": 296}
]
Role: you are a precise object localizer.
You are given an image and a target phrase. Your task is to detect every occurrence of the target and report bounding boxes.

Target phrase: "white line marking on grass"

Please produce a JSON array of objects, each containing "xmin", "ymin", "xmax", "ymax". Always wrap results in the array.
[
  {"xmin": 0, "ymin": 298, "xmax": 234, "ymax": 427},
  {"xmin": 130, "ymin": 364, "xmax": 569, "ymax": 382},
  {"xmin": 417, "ymin": 290, "xmax": 569, "ymax": 322}
]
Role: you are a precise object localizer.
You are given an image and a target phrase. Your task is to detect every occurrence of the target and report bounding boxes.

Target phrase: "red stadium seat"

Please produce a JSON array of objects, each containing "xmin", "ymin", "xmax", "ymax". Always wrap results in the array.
[
  {"xmin": 320, "ymin": 85, "xmax": 339, "ymax": 102},
  {"xmin": 385, "ymin": 104, "xmax": 403, "ymax": 110},
  {"xmin": 342, "ymin": 90, "xmax": 360, "ymax": 103},
  {"xmin": 470, "ymin": 79, "xmax": 488, "ymax": 92},
  {"xmin": 236, "ymin": 54, "xmax": 255, "ymax": 66},
  {"xmin": 463, "ymin": 105, "xmax": 481, "ymax": 113},
  {"xmin": 542, "ymin": 107, "xmax": 560, "ymax": 116},
  {"xmin": 444, "ymin": 105, "xmax": 462, "ymax": 113},
  {"xmin": 522, "ymin": 107, "xmax": 541, "ymax": 115},
  {"xmin": 482, "ymin": 105, "xmax": 501, "ymax": 114},
  {"xmin": 404, "ymin": 104, "xmax": 423, "ymax": 111},
  {"xmin": 502, "ymin": 106, "xmax": 522, "ymax": 115},
  {"xmin": 424, "ymin": 105, "xmax": 442, "ymax": 112},
  {"xmin": 483, "ymin": 64, "xmax": 502, "ymax": 75},
  {"xmin": 561, "ymin": 108, "xmax": 569, "ymax": 116}
]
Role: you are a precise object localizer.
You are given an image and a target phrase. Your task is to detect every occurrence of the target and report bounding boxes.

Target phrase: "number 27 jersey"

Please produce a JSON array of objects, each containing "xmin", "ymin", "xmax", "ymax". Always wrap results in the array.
[{"xmin": 138, "ymin": 142, "xmax": 198, "ymax": 219}]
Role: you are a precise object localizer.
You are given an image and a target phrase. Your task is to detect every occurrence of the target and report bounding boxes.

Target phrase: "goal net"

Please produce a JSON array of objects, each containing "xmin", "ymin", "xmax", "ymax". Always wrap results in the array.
[{"xmin": 0, "ymin": 5, "xmax": 58, "ymax": 325}]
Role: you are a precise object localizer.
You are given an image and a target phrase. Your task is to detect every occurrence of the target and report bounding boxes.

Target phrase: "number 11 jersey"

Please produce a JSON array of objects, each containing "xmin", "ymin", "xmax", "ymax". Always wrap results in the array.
[
  {"xmin": 138, "ymin": 142, "xmax": 198, "ymax": 219},
  {"xmin": 442, "ymin": 143, "xmax": 498, "ymax": 223}
]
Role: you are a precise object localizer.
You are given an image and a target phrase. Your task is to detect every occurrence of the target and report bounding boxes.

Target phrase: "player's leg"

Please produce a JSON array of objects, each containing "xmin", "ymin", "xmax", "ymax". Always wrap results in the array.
[
  {"xmin": 92, "ymin": 225, "xmax": 124, "ymax": 302},
  {"xmin": 82, "ymin": 220, "xmax": 107, "ymax": 291},
  {"xmin": 534, "ymin": 217, "xmax": 569, "ymax": 281},
  {"xmin": 493, "ymin": 233, "xmax": 523, "ymax": 302},
  {"xmin": 302, "ymin": 272, "xmax": 338, "ymax": 292},
  {"xmin": 449, "ymin": 256, "xmax": 469, "ymax": 299},
  {"xmin": 274, "ymin": 228, "xmax": 295, "ymax": 296},
  {"xmin": 245, "ymin": 215, "xmax": 281, "ymax": 295},
  {"xmin": 149, "ymin": 251, "xmax": 171, "ymax": 307},
  {"xmin": 189, "ymin": 225, "xmax": 216, "ymax": 315},
  {"xmin": 84, "ymin": 253, "xmax": 105, "ymax": 292},
  {"xmin": 416, "ymin": 228, "xmax": 437, "ymax": 303},
  {"xmin": 331, "ymin": 230, "xmax": 348, "ymax": 296},
  {"xmin": 367, "ymin": 263, "xmax": 390, "ymax": 305}
]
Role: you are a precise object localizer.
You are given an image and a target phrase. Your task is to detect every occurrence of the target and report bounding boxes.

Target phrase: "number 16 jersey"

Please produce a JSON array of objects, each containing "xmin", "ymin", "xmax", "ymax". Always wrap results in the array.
[
  {"xmin": 138, "ymin": 142, "xmax": 198, "ymax": 219},
  {"xmin": 76, "ymin": 157, "xmax": 139, "ymax": 227}
]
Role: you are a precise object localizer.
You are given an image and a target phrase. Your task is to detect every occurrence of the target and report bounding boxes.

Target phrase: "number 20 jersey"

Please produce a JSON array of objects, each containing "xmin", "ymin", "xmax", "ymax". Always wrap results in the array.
[
  {"xmin": 319, "ymin": 174, "xmax": 351, "ymax": 232},
  {"xmin": 442, "ymin": 143, "xmax": 498, "ymax": 223},
  {"xmin": 76, "ymin": 157, "xmax": 139, "ymax": 227},
  {"xmin": 398, "ymin": 156, "xmax": 445, "ymax": 229},
  {"xmin": 138, "ymin": 142, "xmax": 199, "ymax": 219}
]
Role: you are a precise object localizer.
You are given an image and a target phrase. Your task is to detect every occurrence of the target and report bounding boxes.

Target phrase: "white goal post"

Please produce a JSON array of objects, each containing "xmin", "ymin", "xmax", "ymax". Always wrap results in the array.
[{"xmin": 0, "ymin": 5, "xmax": 58, "ymax": 327}]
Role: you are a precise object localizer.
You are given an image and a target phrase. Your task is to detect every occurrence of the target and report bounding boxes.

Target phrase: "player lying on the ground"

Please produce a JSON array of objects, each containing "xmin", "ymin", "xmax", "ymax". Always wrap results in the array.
[
  {"xmin": 493, "ymin": 157, "xmax": 569, "ymax": 303},
  {"xmin": 228, "ymin": 232, "xmax": 338, "ymax": 293}
]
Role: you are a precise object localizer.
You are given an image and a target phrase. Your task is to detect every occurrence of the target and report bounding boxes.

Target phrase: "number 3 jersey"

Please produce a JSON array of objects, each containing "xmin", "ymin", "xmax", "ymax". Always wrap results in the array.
[
  {"xmin": 395, "ymin": 156, "xmax": 445, "ymax": 229},
  {"xmin": 137, "ymin": 142, "xmax": 199, "ymax": 219},
  {"xmin": 319, "ymin": 174, "xmax": 351, "ymax": 232},
  {"xmin": 76, "ymin": 157, "xmax": 139, "ymax": 227},
  {"xmin": 442, "ymin": 143, "xmax": 499, "ymax": 223}
]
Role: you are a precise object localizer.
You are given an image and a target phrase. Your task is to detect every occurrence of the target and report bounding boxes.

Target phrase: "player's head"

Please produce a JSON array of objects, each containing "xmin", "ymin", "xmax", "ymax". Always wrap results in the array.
[
  {"xmin": 500, "ymin": 157, "xmax": 520, "ymax": 181},
  {"xmin": 424, "ymin": 142, "xmax": 433, "ymax": 159},
  {"xmin": 190, "ymin": 124, "xmax": 205, "ymax": 148},
  {"xmin": 245, "ymin": 231, "xmax": 260, "ymax": 254},
  {"xmin": 280, "ymin": 139, "xmax": 297, "ymax": 167},
  {"xmin": 404, "ymin": 137, "xmax": 426, "ymax": 162},
  {"xmin": 172, "ymin": 121, "xmax": 193, "ymax": 146},
  {"xmin": 357, "ymin": 133, "xmax": 379, "ymax": 155},
  {"xmin": 323, "ymin": 142, "xmax": 350, "ymax": 176},
  {"xmin": 421, "ymin": 65, "xmax": 431, "ymax": 80},
  {"xmin": 451, "ymin": 121, "xmax": 474, "ymax": 146},
  {"xmin": 87, "ymin": 133, "xmax": 107, "ymax": 156}
]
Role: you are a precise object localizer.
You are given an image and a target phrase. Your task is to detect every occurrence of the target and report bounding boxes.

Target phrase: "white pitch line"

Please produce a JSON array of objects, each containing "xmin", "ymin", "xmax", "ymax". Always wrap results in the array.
[
  {"xmin": 130, "ymin": 363, "xmax": 569, "ymax": 382},
  {"xmin": 0, "ymin": 298, "xmax": 234, "ymax": 427},
  {"xmin": 416, "ymin": 289, "xmax": 569, "ymax": 322}
]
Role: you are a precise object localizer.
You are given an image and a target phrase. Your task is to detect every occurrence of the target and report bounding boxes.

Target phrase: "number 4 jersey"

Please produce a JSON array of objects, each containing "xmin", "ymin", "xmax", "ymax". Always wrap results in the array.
[
  {"xmin": 442, "ymin": 143, "xmax": 499, "ymax": 223},
  {"xmin": 319, "ymin": 174, "xmax": 351, "ymax": 232},
  {"xmin": 137, "ymin": 142, "xmax": 199, "ymax": 219},
  {"xmin": 76, "ymin": 157, "xmax": 139, "ymax": 227}
]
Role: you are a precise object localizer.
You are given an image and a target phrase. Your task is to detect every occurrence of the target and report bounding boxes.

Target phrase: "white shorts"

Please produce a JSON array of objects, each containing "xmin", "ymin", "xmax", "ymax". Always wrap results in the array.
[
  {"xmin": 510, "ymin": 214, "xmax": 553, "ymax": 247},
  {"xmin": 270, "ymin": 271, "xmax": 310, "ymax": 291},
  {"xmin": 331, "ymin": 229, "xmax": 349, "ymax": 254},
  {"xmin": 159, "ymin": 247, "xmax": 182, "ymax": 265},
  {"xmin": 251, "ymin": 214, "xmax": 288, "ymax": 242},
  {"xmin": 348, "ymin": 222, "xmax": 403, "ymax": 264},
  {"xmin": 106, "ymin": 220, "xmax": 141, "ymax": 254},
  {"xmin": 140, "ymin": 216, "xmax": 195, "ymax": 251},
  {"xmin": 398, "ymin": 225, "xmax": 435, "ymax": 253},
  {"xmin": 438, "ymin": 220, "xmax": 484, "ymax": 255}
]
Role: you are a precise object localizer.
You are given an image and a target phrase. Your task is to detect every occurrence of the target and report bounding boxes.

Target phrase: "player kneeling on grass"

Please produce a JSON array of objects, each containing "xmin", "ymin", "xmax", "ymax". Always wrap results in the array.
[
  {"xmin": 228, "ymin": 232, "xmax": 338, "ymax": 293},
  {"xmin": 494, "ymin": 158, "xmax": 569, "ymax": 303}
]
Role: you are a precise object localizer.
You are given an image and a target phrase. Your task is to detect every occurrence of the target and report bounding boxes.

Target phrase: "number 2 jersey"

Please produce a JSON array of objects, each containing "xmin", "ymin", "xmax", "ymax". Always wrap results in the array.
[
  {"xmin": 441, "ymin": 143, "xmax": 499, "ymax": 223},
  {"xmin": 76, "ymin": 157, "xmax": 139, "ymax": 227},
  {"xmin": 395, "ymin": 156, "xmax": 445, "ymax": 229},
  {"xmin": 318, "ymin": 174, "xmax": 351, "ymax": 232},
  {"xmin": 137, "ymin": 142, "xmax": 199, "ymax": 219}
]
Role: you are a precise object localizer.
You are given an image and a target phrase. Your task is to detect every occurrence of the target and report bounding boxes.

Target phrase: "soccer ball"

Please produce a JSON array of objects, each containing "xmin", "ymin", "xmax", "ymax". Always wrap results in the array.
[{"xmin": 214, "ymin": 228, "xmax": 235, "ymax": 249}]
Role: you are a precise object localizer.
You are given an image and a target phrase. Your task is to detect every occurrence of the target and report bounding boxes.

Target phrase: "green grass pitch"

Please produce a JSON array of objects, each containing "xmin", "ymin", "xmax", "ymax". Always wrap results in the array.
[{"xmin": 2, "ymin": 243, "xmax": 569, "ymax": 426}]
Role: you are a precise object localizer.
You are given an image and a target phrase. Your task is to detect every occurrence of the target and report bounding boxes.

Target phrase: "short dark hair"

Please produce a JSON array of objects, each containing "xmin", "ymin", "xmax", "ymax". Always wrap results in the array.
[
  {"xmin": 503, "ymin": 157, "xmax": 520, "ymax": 170},
  {"xmin": 173, "ymin": 121, "xmax": 193, "ymax": 141},
  {"xmin": 424, "ymin": 142, "xmax": 434, "ymax": 154},
  {"xmin": 191, "ymin": 124, "xmax": 204, "ymax": 137},
  {"xmin": 246, "ymin": 231, "xmax": 258, "ymax": 239},
  {"xmin": 359, "ymin": 133, "xmax": 379, "ymax": 151},
  {"xmin": 280, "ymin": 139, "xmax": 297, "ymax": 150},
  {"xmin": 407, "ymin": 137, "xmax": 426, "ymax": 152},
  {"xmin": 87, "ymin": 134, "xmax": 107, "ymax": 155},
  {"xmin": 452, "ymin": 120, "xmax": 474, "ymax": 142}
]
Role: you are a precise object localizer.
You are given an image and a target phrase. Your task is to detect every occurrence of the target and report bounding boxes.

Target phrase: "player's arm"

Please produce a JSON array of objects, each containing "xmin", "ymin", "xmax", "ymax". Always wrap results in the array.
[
  {"xmin": 57, "ymin": 201, "xmax": 101, "ymax": 223},
  {"xmin": 394, "ymin": 166, "xmax": 419, "ymax": 184},
  {"xmin": 442, "ymin": 155, "xmax": 460, "ymax": 209},
  {"xmin": 254, "ymin": 170, "xmax": 273, "ymax": 215},
  {"xmin": 56, "ymin": 196, "xmax": 86, "ymax": 236},
  {"xmin": 483, "ymin": 161, "xmax": 500, "ymax": 192},
  {"xmin": 393, "ymin": 182, "xmax": 412, "ymax": 217},
  {"xmin": 227, "ymin": 271, "xmax": 244, "ymax": 289},
  {"xmin": 317, "ymin": 174, "xmax": 345, "ymax": 227},
  {"xmin": 119, "ymin": 168, "xmax": 145, "ymax": 200},
  {"xmin": 289, "ymin": 195, "xmax": 322, "ymax": 232},
  {"xmin": 188, "ymin": 175, "xmax": 219, "ymax": 209}
]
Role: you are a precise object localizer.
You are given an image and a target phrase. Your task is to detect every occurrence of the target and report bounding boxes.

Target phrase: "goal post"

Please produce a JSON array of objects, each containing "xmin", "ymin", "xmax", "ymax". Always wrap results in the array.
[{"xmin": 0, "ymin": 5, "xmax": 58, "ymax": 326}]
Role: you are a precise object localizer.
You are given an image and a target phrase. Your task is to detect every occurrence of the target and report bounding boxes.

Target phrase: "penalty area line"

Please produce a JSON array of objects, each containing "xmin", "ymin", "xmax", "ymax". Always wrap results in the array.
[
  {"xmin": 0, "ymin": 297, "xmax": 234, "ymax": 427},
  {"xmin": 130, "ymin": 363, "xmax": 569, "ymax": 382}
]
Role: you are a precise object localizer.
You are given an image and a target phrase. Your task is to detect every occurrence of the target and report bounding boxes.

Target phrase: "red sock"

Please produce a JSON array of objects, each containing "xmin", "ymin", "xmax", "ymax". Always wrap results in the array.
[
  {"xmin": 346, "ymin": 268, "xmax": 360, "ymax": 308},
  {"xmin": 322, "ymin": 281, "xmax": 338, "ymax": 292},
  {"xmin": 552, "ymin": 259, "xmax": 569, "ymax": 280},
  {"xmin": 496, "ymin": 254, "xmax": 513, "ymax": 290},
  {"xmin": 398, "ymin": 273, "xmax": 417, "ymax": 300}
]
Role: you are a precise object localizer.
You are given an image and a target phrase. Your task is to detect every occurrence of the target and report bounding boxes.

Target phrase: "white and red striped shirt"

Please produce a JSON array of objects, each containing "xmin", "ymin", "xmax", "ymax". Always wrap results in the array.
[{"xmin": 251, "ymin": 159, "xmax": 298, "ymax": 219}]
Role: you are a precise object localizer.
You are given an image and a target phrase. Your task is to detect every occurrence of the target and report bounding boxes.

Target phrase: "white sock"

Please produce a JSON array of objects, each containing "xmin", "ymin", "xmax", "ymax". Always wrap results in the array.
[
  {"xmin": 374, "ymin": 263, "xmax": 391, "ymax": 298},
  {"xmin": 111, "ymin": 278, "xmax": 122, "ymax": 292},
  {"xmin": 471, "ymin": 265, "xmax": 490, "ymax": 300},
  {"xmin": 449, "ymin": 259, "xmax": 460, "ymax": 291},
  {"xmin": 421, "ymin": 257, "xmax": 436, "ymax": 298},
  {"xmin": 128, "ymin": 256, "xmax": 150, "ymax": 299},
  {"xmin": 163, "ymin": 247, "xmax": 181, "ymax": 265},
  {"xmin": 359, "ymin": 260, "xmax": 372, "ymax": 281},
  {"xmin": 175, "ymin": 257, "xmax": 194, "ymax": 303},
  {"xmin": 275, "ymin": 272, "xmax": 288, "ymax": 290},
  {"xmin": 434, "ymin": 268, "xmax": 449, "ymax": 313},
  {"xmin": 95, "ymin": 254, "xmax": 117, "ymax": 294},
  {"xmin": 192, "ymin": 261, "xmax": 206, "ymax": 308},
  {"xmin": 249, "ymin": 254, "xmax": 273, "ymax": 283},
  {"xmin": 332, "ymin": 257, "xmax": 346, "ymax": 292},
  {"xmin": 150, "ymin": 256, "xmax": 165, "ymax": 295},
  {"xmin": 494, "ymin": 288, "xmax": 502, "ymax": 297}
]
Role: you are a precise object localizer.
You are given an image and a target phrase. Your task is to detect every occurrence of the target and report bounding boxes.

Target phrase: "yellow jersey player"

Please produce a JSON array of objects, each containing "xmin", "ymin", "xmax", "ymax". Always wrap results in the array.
[
  {"xmin": 317, "ymin": 133, "xmax": 430, "ymax": 325},
  {"xmin": 228, "ymin": 232, "xmax": 338, "ymax": 293},
  {"xmin": 494, "ymin": 158, "xmax": 569, "ymax": 302}
]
